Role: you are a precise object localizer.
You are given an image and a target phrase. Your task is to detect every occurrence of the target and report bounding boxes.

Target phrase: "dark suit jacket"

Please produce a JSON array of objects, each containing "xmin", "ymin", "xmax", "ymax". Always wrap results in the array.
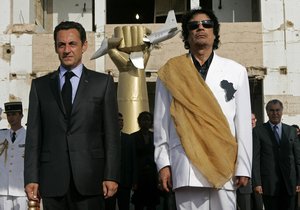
[
  {"xmin": 252, "ymin": 122, "xmax": 300, "ymax": 196},
  {"xmin": 131, "ymin": 130, "xmax": 156, "ymax": 179},
  {"xmin": 119, "ymin": 132, "xmax": 137, "ymax": 188},
  {"xmin": 24, "ymin": 66, "xmax": 120, "ymax": 197}
]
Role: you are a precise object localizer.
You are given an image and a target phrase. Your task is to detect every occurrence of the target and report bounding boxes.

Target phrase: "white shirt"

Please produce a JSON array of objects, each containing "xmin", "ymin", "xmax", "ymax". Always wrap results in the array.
[
  {"xmin": 59, "ymin": 64, "xmax": 83, "ymax": 103},
  {"xmin": 0, "ymin": 127, "xmax": 26, "ymax": 196}
]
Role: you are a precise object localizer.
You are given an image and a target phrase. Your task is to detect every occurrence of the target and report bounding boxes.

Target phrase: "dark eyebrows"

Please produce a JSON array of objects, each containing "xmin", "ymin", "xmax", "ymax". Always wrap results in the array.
[
  {"xmin": 269, "ymin": 108, "xmax": 282, "ymax": 112},
  {"xmin": 56, "ymin": 41, "xmax": 79, "ymax": 47}
]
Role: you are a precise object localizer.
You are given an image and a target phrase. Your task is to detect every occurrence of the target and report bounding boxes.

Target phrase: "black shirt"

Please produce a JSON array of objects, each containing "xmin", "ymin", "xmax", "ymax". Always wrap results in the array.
[{"xmin": 191, "ymin": 52, "xmax": 214, "ymax": 80}]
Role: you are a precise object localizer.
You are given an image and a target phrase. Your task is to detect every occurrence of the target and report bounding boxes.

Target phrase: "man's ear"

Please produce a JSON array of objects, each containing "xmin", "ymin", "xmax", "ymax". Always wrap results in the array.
[
  {"xmin": 54, "ymin": 43, "xmax": 58, "ymax": 54},
  {"xmin": 82, "ymin": 41, "xmax": 88, "ymax": 53}
]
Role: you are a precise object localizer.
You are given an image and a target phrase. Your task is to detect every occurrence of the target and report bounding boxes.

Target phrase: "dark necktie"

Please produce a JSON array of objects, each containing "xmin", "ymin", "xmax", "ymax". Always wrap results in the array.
[
  {"xmin": 61, "ymin": 71, "xmax": 75, "ymax": 117},
  {"xmin": 273, "ymin": 125, "xmax": 280, "ymax": 143},
  {"xmin": 11, "ymin": 132, "xmax": 16, "ymax": 143}
]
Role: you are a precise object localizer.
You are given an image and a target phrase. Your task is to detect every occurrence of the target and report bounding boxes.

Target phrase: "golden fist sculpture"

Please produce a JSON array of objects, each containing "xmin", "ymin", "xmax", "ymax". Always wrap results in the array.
[{"xmin": 91, "ymin": 11, "xmax": 179, "ymax": 133}]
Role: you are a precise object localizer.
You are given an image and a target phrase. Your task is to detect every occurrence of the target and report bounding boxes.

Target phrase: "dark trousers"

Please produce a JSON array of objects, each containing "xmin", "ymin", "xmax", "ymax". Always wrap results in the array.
[
  {"xmin": 161, "ymin": 190, "xmax": 177, "ymax": 210},
  {"xmin": 42, "ymin": 178, "xmax": 104, "ymax": 210},
  {"xmin": 105, "ymin": 187, "xmax": 131, "ymax": 210},
  {"xmin": 263, "ymin": 194, "xmax": 295, "ymax": 210},
  {"xmin": 236, "ymin": 192, "xmax": 251, "ymax": 210},
  {"xmin": 134, "ymin": 205, "xmax": 156, "ymax": 210},
  {"xmin": 251, "ymin": 193, "xmax": 264, "ymax": 210},
  {"xmin": 117, "ymin": 188, "xmax": 131, "ymax": 210},
  {"xmin": 105, "ymin": 195, "xmax": 116, "ymax": 210}
]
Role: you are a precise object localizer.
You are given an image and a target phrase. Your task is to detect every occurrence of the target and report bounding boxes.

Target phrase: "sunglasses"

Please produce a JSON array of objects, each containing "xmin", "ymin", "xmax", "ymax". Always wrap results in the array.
[{"xmin": 187, "ymin": 20, "xmax": 214, "ymax": 30}]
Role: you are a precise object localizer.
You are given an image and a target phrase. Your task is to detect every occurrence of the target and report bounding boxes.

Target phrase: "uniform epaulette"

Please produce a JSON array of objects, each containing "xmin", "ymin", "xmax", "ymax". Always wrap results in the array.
[{"xmin": 0, "ymin": 128, "xmax": 8, "ymax": 130}]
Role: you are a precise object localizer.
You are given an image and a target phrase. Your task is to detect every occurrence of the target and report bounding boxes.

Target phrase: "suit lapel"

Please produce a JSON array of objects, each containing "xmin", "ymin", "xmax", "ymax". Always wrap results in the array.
[
  {"xmin": 71, "ymin": 66, "xmax": 89, "ymax": 115},
  {"xmin": 264, "ymin": 122, "xmax": 279, "ymax": 144},
  {"xmin": 205, "ymin": 54, "xmax": 224, "ymax": 88},
  {"xmin": 50, "ymin": 70, "xmax": 66, "ymax": 115},
  {"xmin": 281, "ymin": 124, "xmax": 289, "ymax": 145}
]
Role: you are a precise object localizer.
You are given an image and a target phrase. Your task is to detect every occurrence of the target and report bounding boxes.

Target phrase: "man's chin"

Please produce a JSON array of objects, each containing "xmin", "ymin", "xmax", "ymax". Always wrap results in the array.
[{"xmin": 61, "ymin": 63, "xmax": 74, "ymax": 70}]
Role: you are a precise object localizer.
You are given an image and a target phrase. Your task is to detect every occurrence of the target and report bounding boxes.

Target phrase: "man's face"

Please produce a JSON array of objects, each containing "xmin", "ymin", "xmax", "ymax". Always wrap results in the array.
[
  {"xmin": 251, "ymin": 114, "xmax": 257, "ymax": 128},
  {"xmin": 267, "ymin": 103, "xmax": 283, "ymax": 125},
  {"xmin": 139, "ymin": 115, "xmax": 152, "ymax": 130},
  {"xmin": 6, "ymin": 112, "xmax": 22, "ymax": 127},
  {"xmin": 55, "ymin": 29, "xmax": 87, "ymax": 70},
  {"xmin": 187, "ymin": 13, "xmax": 215, "ymax": 50}
]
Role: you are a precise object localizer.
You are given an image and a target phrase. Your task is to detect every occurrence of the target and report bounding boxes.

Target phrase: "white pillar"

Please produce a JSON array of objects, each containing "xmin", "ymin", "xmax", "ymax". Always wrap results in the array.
[
  {"xmin": 0, "ymin": 0, "xmax": 11, "ymax": 33},
  {"xmin": 94, "ymin": 0, "xmax": 106, "ymax": 73},
  {"xmin": 191, "ymin": 0, "xmax": 199, "ymax": 9}
]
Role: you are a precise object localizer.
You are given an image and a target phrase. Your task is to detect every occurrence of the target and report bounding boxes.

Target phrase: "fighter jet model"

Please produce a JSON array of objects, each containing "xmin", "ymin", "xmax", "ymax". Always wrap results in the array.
[
  {"xmin": 90, "ymin": 10, "xmax": 180, "ymax": 69},
  {"xmin": 90, "ymin": 37, "xmax": 122, "ymax": 60},
  {"xmin": 143, "ymin": 10, "xmax": 180, "ymax": 45}
]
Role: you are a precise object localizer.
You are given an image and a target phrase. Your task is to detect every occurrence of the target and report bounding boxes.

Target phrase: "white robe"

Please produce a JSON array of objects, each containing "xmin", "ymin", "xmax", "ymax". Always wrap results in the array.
[{"xmin": 154, "ymin": 53, "xmax": 252, "ymax": 191}]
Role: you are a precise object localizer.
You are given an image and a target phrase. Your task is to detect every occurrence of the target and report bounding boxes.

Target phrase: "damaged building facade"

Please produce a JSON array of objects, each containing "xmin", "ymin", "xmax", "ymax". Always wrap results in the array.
[{"xmin": 0, "ymin": 0, "xmax": 299, "ymax": 128}]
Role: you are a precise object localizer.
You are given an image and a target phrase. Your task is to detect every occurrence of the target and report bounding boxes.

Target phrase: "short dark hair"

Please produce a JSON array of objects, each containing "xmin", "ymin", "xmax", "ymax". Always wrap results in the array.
[
  {"xmin": 266, "ymin": 99, "xmax": 283, "ymax": 111},
  {"xmin": 137, "ymin": 111, "xmax": 153, "ymax": 124},
  {"xmin": 54, "ymin": 21, "xmax": 87, "ymax": 45},
  {"xmin": 181, "ymin": 8, "xmax": 220, "ymax": 50}
]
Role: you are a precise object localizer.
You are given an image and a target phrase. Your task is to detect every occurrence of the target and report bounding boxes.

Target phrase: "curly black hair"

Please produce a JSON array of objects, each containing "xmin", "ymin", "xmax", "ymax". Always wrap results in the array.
[{"xmin": 181, "ymin": 8, "xmax": 220, "ymax": 50}]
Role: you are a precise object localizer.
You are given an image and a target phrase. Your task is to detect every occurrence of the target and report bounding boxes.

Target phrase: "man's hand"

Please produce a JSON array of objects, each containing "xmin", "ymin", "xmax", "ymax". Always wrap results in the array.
[
  {"xmin": 108, "ymin": 26, "xmax": 151, "ymax": 71},
  {"xmin": 159, "ymin": 166, "xmax": 172, "ymax": 192},
  {"xmin": 25, "ymin": 183, "xmax": 40, "ymax": 201},
  {"xmin": 296, "ymin": 185, "xmax": 300, "ymax": 192},
  {"xmin": 103, "ymin": 181, "xmax": 118, "ymax": 199},
  {"xmin": 235, "ymin": 176, "xmax": 249, "ymax": 188},
  {"xmin": 254, "ymin": 186, "xmax": 263, "ymax": 194}
]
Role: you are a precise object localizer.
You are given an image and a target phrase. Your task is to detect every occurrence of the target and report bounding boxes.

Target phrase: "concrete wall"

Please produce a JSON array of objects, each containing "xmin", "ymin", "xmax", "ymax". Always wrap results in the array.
[
  {"xmin": 103, "ymin": 22, "xmax": 263, "ymax": 78},
  {"xmin": 2, "ymin": 0, "xmax": 300, "ymax": 127},
  {"xmin": 0, "ymin": 22, "xmax": 262, "ymax": 127},
  {"xmin": 52, "ymin": 0, "xmax": 93, "ymax": 31},
  {"xmin": 213, "ymin": 0, "xmax": 252, "ymax": 22},
  {"xmin": 261, "ymin": 0, "xmax": 300, "ymax": 125}
]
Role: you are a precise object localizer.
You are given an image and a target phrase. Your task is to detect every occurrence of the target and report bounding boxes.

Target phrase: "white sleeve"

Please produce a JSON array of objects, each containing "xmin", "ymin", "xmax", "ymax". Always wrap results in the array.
[
  {"xmin": 154, "ymin": 78, "xmax": 172, "ymax": 171},
  {"xmin": 234, "ymin": 67, "xmax": 253, "ymax": 177}
]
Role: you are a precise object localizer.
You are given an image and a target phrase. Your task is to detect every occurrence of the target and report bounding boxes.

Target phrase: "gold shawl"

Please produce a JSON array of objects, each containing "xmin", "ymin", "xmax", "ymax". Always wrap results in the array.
[{"xmin": 158, "ymin": 54, "xmax": 237, "ymax": 188}]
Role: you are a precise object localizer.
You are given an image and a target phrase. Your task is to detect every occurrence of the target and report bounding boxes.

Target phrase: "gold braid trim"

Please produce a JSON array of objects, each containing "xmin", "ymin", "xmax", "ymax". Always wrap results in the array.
[{"xmin": 0, "ymin": 139, "xmax": 9, "ymax": 165}]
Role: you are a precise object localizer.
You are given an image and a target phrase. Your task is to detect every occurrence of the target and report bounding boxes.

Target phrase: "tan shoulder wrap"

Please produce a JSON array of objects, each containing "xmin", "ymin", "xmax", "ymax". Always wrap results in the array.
[{"xmin": 158, "ymin": 54, "xmax": 237, "ymax": 188}]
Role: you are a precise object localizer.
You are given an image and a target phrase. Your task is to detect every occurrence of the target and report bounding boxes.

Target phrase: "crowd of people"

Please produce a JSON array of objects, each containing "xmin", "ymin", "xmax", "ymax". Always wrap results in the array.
[{"xmin": 1, "ymin": 7, "xmax": 300, "ymax": 210}]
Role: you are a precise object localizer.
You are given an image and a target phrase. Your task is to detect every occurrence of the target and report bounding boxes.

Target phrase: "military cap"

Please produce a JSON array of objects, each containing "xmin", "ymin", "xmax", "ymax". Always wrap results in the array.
[{"xmin": 4, "ymin": 101, "xmax": 23, "ymax": 113}]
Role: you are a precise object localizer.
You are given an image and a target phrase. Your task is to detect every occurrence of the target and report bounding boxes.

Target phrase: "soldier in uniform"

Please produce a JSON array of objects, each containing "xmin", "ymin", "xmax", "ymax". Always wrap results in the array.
[{"xmin": 0, "ymin": 101, "xmax": 27, "ymax": 210}]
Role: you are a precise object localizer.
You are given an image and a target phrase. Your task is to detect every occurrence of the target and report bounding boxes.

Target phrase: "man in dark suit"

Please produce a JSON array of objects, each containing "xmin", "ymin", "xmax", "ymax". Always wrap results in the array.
[
  {"xmin": 252, "ymin": 99, "xmax": 300, "ymax": 210},
  {"xmin": 24, "ymin": 21, "xmax": 120, "ymax": 210},
  {"xmin": 105, "ymin": 113, "xmax": 136, "ymax": 210},
  {"xmin": 236, "ymin": 113, "xmax": 258, "ymax": 210}
]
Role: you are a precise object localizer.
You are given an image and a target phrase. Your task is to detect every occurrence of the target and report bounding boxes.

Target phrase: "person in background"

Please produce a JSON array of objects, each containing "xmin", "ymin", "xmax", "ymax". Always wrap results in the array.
[
  {"xmin": 250, "ymin": 113, "xmax": 264, "ymax": 210},
  {"xmin": 292, "ymin": 124, "xmax": 300, "ymax": 210},
  {"xmin": 154, "ymin": 8, "xmax": 252, "ymax": 210},
  {"xmin": 292, "ymin": 124, "xmax": 300, "ymax": 137},
  {"xmin": 252, "ymin": 99, "xmax": 300, "ymax": 210},
  {"xmin": 236, "ymin": 113, "xmax": 258, "ymax": 210},
  {"xmin": 106, "ymin": 113, "xmax": 136, "ymax": 210},
  {"xmin": 0, "ymin": 101, "xmax": 27, "ymax": 210},
  {"xmin": 131, "ymin": 111, "xmax": 160, "ymax": 210},
  {"xmin": 24, "ymin": 21, "xmax": 120, "ymax": 210}
]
